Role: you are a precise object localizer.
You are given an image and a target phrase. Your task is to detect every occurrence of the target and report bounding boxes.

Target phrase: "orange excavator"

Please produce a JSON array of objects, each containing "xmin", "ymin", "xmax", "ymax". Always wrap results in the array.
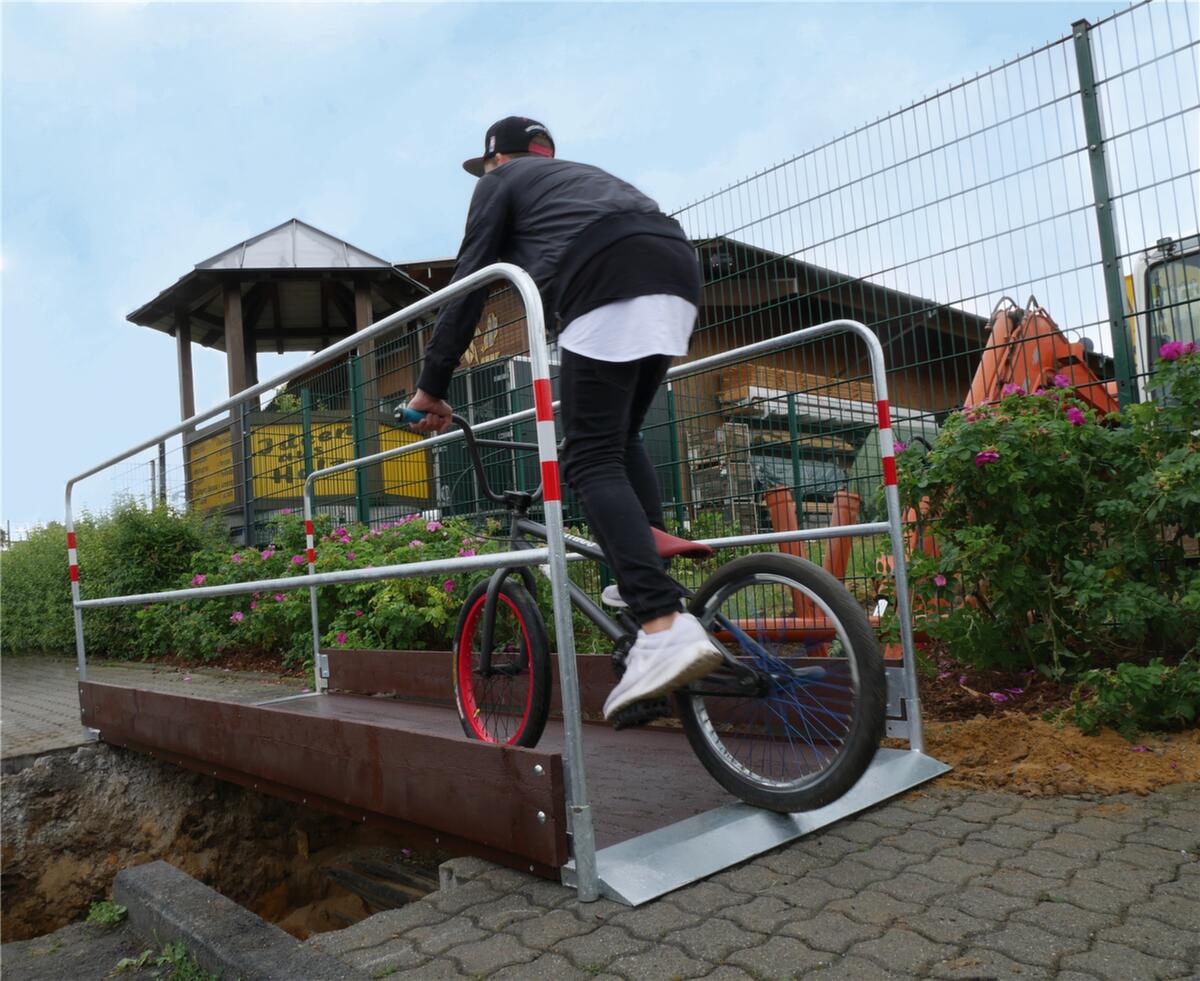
[{"xmin": 760, "ymin": 296, "xmax": 1120, "ymax": 650}]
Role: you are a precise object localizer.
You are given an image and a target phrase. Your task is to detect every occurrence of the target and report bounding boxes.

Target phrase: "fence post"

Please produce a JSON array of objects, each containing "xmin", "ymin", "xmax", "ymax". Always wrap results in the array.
[
  {"xmin": 787, "ymin": 393, "xmax": 803, "ymax": 527},
  {"xmin": 666, "ymin": 384, "xmax": 686, "ymax": 529},
  {"xmin": 240, "ymin": 401, "xmax": 256, "ymax": 544},
  {"xmin": 348, "ymin": 355, "xmax": 371, "ymax": 525},
  {"xmin": 1073, "ymin": 17, "xmax": 1138, "ymax": 406},
  {"xmin": 157, "ymin": 441, "xmax": 167, "ymax": 504}
]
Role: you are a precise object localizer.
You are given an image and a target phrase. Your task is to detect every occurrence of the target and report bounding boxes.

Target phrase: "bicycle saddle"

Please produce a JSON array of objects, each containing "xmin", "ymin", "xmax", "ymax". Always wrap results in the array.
[{"xmin": 651, "ymin": 528, "xmax": 714, "ymax": 560}]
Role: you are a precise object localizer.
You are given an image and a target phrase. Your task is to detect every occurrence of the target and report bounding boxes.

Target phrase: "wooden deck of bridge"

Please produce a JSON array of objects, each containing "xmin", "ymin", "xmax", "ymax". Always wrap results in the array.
[{"xmin": 78, "ymin": 649, "xmax": 735, "ymax": 879}]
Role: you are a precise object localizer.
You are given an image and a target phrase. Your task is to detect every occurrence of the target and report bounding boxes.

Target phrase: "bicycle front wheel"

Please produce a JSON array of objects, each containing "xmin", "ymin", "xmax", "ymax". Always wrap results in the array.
[
  {"xmin": 677, "ymin": 553, "xmax": 886, "ymax": 812},
  {"xmin": 452, "ymin": 579, "xmax": 551, "ymax": 747}
]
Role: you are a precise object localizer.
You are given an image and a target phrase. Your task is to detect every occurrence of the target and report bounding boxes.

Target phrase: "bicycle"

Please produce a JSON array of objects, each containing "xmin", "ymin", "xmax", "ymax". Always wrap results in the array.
[{"xmin": 398, "ymin": 407, "xmax": 887, "ymax": 813}]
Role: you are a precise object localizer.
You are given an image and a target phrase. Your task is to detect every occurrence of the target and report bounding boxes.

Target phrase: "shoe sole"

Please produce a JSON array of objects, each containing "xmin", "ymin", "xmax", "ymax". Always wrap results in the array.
[{"xmin": 603, "ymin": 642, "xmax": 723, "ymax": 719}]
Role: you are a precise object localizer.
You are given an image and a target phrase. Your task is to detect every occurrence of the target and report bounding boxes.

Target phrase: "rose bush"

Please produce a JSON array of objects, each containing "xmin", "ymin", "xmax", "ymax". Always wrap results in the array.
[{"xmin": 892, "ymin": 347, "xmax": 1199, "ymax": 681}]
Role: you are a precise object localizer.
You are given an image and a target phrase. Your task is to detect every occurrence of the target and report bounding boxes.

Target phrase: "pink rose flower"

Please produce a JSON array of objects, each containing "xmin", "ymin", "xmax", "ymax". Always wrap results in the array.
[
  {"xmin": 1053, "ymin": 373, "xmax": 1070, "ymax": 388},
  {"xmin": 1066, "ymin": 406, "xmax": 1086, "ymax": 426},
  {"xmin": 250, "ymin": 600, "xmax": 257, "ymax": 610},
  {"xmin": 427, "ymin": 520, "xmax": 443, "ymax": 532},
  {"xmin": 292, "ymin": 554, "xmax": 306, "ymax": 565},
  {"xmin": 410, "ymin": 540, "xmax": 424, "ymax": 548},
  {"xmin": 443, "ymin": 579, "xmax": 455, "ymax": 593},
  {"xmin": 346, "ymin": 551, "xmax": 356, "ymax": 561},
  {"xmin": 1001, "ymin": 383, "xmax": 1025, "ymax": 397},
  {"xmin": 458, "ymin": 548, "xmax": 476, "ymax": 558},
  {"xmin": 231, "ymin": 553, "xmax": 243, "ymax": 563},
  {"xmin": 280, "ymin": 508, "xmax": 292, "ymax": 514},
  {"xmin": 975, "ymin": 450, "xmax": 1000, "ymax": 466},
  {"xmin": 275, "ymin": 593, "xmax": 286, "ymax": 602},
  {"xmin": 336, "ymin": 631, "xmax": 347, "ymax": 645},
  {"xmin": 260, "ymin": 548, "xmax": 275, "ymax": 560},
  {"xmin": 191, "ymin": 574, "xmax": 206, "ymax": 587},
  {"xmin": 934, "ymin": 574, "xmax": 947, "ymax": 587},
  {"xmin": 354, "ymin": 609, "xmax": 364, "ymax": 617},
  {"xmin": 230, "ymin": 611, "xmax": 245, "ymax": 623},
  {"xmin": 1159, "ymin": 340, "xmax": 1198, "ymax": 361},
  {"xmin": 893, "ymin": 440, "xmax": 907, "ymax": 453}
]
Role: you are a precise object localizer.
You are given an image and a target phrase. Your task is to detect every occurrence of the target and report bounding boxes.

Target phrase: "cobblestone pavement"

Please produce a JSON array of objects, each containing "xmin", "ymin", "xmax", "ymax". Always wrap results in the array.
[
  {"xmin": 309, "ymin": 784, "xmax": 1200, "ymax": 981},
  {"xmin": 1, "ymin": 655, "xmax": 306, "ymax": 760}
]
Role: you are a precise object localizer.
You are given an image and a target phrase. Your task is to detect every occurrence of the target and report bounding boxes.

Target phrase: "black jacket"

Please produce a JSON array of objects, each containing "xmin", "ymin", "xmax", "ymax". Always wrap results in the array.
[{"xmin": 417, "ymin": 156, "xmax": 698, "ymax": 398}]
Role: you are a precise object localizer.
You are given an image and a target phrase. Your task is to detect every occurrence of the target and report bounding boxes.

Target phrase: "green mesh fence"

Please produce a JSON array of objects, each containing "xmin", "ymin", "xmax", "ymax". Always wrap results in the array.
[{"xmin": 148, "ymin": 2, "xmax": 1196, "ymax": 610}]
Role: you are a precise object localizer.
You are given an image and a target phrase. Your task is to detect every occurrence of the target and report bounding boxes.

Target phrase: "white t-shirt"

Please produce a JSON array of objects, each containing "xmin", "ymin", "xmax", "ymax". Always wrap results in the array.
[{"xmin": 558, "ymin": 294, "xmax": 697, "ymax": 363}]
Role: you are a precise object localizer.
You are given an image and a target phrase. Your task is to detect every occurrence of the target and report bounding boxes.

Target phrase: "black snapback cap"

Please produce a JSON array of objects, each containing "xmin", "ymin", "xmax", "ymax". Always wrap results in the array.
[{"xmin": 463, "ymin": 116, "xmax": 555, "ymax": 177}]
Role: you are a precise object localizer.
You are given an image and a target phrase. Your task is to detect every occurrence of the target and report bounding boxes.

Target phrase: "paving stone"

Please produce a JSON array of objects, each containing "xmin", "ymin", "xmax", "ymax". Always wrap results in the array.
[
  {"xmin": 696, "ymin": 967, "xmax": 760, "ymax": 981},
  {"xmin": 667, "ymin": 882, "xmax": 749, "ymax": 916},
  {"xmin": 930, "ymin": 948, "xmax": 1053, "ymax": 979},
  {"xmin": 716, "ymin": 895, "xmax": 794, "ymax": 933},
  {"xmin": 507, "ymin": 908, "xmax": 595, "ymax": 949},
  {"xmin": 826, "ymin": 889, "xmax": 922, "ymax": 927},
  {"xmin": 898, "ymin": 791, "xmax": 955, "ymax": 816},
  {"xmin": 1122, "ymin": 824, "xmax": 1199, "ymax": 852},
  {"xmin": 973, "ymin": 921, "xmax": 1089, "ymax": 968},
  {"xmin": 608, "ymin": 943, "xmax": 711, "ymax": 980},
  {"xmin": 559, "ymin": 897, "xmax": 628, "ymax": 923},
  {"xmin": 1003, "ymin": 847, "xmax": 1088, "ymax": 879},
  {"xmin": 1135, "ymin": 891, "xmax": 1200, "ymax": 931},
  {"xmin": 1056, "ymin": 878, "xmax": 1137, "ymax": 914},
  {"xmin": 969, "ymin": 823, "xmax": 1049, "ymax": 850},
  {"xmin": 878, "ymin": 828, "xmax": 953, "ymax": 857},
  {"xmin": 607, "ymin": 899, "xmax": 703, "ymax": 941},
  {"xmin": 853, "ymin": 842, "xmax": 927, "ymax": 873},
  {"xmin": 941, "ymin": 885, "xmax": 1029, "ymax": 921},
  {"xmin": 308, "ymin": 901, "xmax": 446, "ymax": 953},
  {"xmin": 552, "ymin": 924, "xmax": 649, "ymax": 970},
  {"xmin": 762, "ymin": 875, "xmax": 854, "ymax": 912},
  {"xmin": 409, "ymin": 915, "xmax": 486, "ymax": 956},
  {"xmin": 1154, "ymin": 875, "xmax": 1200, "ymax": 902},
  {"xmin": 916, "ymin": 855, "xmax": 986, "ymax": 886},
  {"xmin": 1107, "ymin": 842, "xmax": 1193, "ymax": 872},
  {"xmin": 445, "ymin": 932, "xmax": 538, "ymax": 975},
  {"xmin": 871, "ymin": 870, "xmax": 958, "ymax": 904},
  {"xmin": 477, "ymin": 865, "xmax": 540, "ymax": 894},
  {"xmin": 830, "ymin": 818, "xmax": 895, "ymax": 846},
  {"xmin": 984, "ymin": 868, "xmax": 1069, "ymax": 900},
  {"xmin": 943, "ymin": 800, "xmax": 1019, "ymax": 823},
  {"xmin": 438, "ymin": 855, "xmax": 496, "ymax": 885},
  {"xmin": 850, "ymin": 927, "xmax": 956, "ymax": 975},
  {"xmin": 665, "ymin": 918, "xmax": 765, "ymax": 962},
  {"xmin": 778, "ymin": 910, "xmax": 882, "ymax": 953},
  {"xmin": 711, "ymin": 861, "xmax": 795, "ymax": 895},
  {"xmin": 902, "ymin": 905, "xmax": 993, "ymax": 945},
  {"xmin": 997, "ymin": 808, "xmax": 1074, "ymax": 832},
  {"xmin": 461, "ymin": 892, "xmax": 546, "ymax": 931},
  {"xmin": 342, "ymin": 939, "xmax": 426, "ymax": 973},
  {"xmin": 864, "ymin": 802, "xmax": 925, "ymax": 829},
  {"xmin": 1099, "ymin": 914, "xmax": 1200, "ymax": 962},
  {"xmin": 758, "ymin": 847, "xmax": 835, "ymax": 877},
  {"xmin": 727, "ymin": 936, "xmax": 830, "ymax": 978},
  {"xmin": 389, "ymin": 957, "xmax": 466, "ymax": 980},
  {"xmin": 1074, "ymin": 859, "xmax": 1170, "ymax": 893},
  {"xmin": 427, "ymin": 878, "xmax": 501, "ymax": 915},
  {"xmin": 1009, "ymin": 900, "xmax": 1118, "ymax": 940},
  {"xmin": 913, "ymin": 816, "xmax": 988, "ymax": 840},
  {"xmin": 801, "ymin": 954, "xmax": 912, "ymax": 980},
  {"xmin": 788, "ymin": 834, "xmax": 865, "ymax": 863},
  {"xmin": 517, "ymin": 878, "xmax": 576, "ymax": 909},
  {"xmin": 1061, "ymin": 941, "xmax": 1190, "ymax": 980},
  {"xmin": 935, "ymin": 840, "xmax": 1022, "ymax": 868},
  {"xmin": 810, "ymin": 859, "xmax": 890, "ymax": 891},
  {"xmin": 488, "ymin": 951, "xmax": 587, "ymax": 981},
  {"xmin": 1029, "ymin": 832, "xmax": 1107, "ymax": 861},
  {"xmin": 1061, "ymin": 816, "xmax": 1141, "ymax": 841}
]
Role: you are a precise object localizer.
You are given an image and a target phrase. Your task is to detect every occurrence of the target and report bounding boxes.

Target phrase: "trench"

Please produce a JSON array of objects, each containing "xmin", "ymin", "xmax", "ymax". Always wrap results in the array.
[{"xmin": 0, "ymin": 743, "xmax": 440, "ymax": 943}]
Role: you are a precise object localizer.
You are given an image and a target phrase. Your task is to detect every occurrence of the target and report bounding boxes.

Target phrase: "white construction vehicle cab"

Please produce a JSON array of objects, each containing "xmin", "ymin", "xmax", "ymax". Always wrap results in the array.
[{"xmin": 1127, "ymin": 233, "xmax": 1200, "ymax": 399}]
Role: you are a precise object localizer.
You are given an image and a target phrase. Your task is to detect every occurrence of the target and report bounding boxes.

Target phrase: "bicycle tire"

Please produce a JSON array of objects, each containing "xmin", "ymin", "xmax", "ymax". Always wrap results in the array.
[
  {"xmin": 676, "ymin": 553, "xmax": 886, "ymax": 812},
  {"xmin": 452, "ymin": 579, "xmax": 551, "ymax": 747}
]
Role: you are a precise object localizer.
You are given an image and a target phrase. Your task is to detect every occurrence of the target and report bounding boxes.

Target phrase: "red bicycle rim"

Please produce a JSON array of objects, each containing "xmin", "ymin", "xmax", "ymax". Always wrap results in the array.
[{"xmin": 456, "ymin": 592, "xmax": 535, "ymax": 744}]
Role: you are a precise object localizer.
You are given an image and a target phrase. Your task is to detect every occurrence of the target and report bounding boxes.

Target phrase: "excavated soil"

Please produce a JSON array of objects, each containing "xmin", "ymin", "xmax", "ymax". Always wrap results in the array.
[{"xmin": 900, "ymin": 715, "xmax": 1200, "ymax": 796}]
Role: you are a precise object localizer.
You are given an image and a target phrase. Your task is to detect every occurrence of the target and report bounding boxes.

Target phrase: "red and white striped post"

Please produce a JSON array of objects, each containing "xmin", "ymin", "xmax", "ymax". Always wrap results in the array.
[
  {"xmin": 66, "ymin": 526, "xmax": 88, "ymax": 683},
  {"xmin": 303, "ymin": 510, "xmax": 325, "ymax": 692}
]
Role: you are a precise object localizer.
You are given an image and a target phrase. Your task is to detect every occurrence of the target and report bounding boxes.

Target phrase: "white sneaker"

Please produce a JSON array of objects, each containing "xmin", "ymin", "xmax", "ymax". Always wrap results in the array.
[
  {"xmin": 600, "ymin": 584, "xmax": 628, "ymax": 609},
  {"xmin": 602, "ymin": 613, "xmax": 723, "ymax": 720}
]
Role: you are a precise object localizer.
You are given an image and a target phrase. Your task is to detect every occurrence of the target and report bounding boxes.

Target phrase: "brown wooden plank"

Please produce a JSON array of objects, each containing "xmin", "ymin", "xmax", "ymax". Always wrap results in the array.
[
  {"xmin": 79, "ymin": 682, "xmax": 568, "ymax": 867},
  {"xmin": 325, "ymin": 649, "xmax": 616, "ymax": 721}
]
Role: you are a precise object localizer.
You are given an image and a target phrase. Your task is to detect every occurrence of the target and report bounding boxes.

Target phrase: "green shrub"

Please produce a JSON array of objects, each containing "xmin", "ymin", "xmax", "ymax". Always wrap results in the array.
[
  {"xmin": 86, "ymin": 900, "xmax": 127, "ymax": 926},
  {"xmin": 1072, "ymin": 658, "xmax": 1200, "ymax": 739},
  {"xmin": 894, "ymin": 349, "xmax": 1200, "ymax": 680}
]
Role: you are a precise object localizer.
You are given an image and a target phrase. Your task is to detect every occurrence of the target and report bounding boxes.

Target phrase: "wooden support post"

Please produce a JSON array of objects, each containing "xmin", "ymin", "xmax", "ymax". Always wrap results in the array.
[
  {"xmin": 176, "ymin": 312, "xmax": 197, "ymax": 509},
  {"xmin": 224, "ymin": 283, "xmax": 251, "ymax": 541}
]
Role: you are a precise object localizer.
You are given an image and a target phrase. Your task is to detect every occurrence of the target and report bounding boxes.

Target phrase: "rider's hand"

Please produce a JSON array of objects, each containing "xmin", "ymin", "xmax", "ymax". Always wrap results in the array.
[{"xmin": 408, "ymin": 389, "xmax": 453, "ymax": 434}]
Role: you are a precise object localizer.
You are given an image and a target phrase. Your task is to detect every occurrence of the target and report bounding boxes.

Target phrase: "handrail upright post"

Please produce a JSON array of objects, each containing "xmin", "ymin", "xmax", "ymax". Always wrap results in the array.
[
  {"xmin": 511, "ymin": 273, "xmax": 599, "ymax": 903},
  {"xmin": 65, "ymin": 485, "xmax": 87, "ymax": 683}
]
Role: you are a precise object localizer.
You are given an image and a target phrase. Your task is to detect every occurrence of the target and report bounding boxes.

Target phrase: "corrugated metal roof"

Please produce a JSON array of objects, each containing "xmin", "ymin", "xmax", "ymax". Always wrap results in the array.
[{"xmin": 195, "ymin": 219, "xmax": 392, "ymax": 271}]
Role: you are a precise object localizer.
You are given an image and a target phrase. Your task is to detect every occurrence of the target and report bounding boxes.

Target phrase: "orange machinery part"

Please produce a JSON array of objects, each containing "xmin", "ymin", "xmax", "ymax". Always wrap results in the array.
[{"xmin": 762, "ymin": 486, "xmax": 860, "ymax": 620}]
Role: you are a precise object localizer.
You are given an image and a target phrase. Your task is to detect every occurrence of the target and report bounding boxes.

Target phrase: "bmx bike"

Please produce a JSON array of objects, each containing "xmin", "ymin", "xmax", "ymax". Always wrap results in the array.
[{"xmin": 398, "ymin": 407, "xmax": 886, "ymax": 813}]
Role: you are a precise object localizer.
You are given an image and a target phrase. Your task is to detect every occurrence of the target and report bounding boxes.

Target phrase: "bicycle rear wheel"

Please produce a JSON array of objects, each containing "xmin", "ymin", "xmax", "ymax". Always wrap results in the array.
[
  {"xmin": 677, "ymin": 553, "xmax": 886, "ymax": 812},
  {"xmin": 453, "ymin": 579, "xmax": 551, "ymax": 747}
]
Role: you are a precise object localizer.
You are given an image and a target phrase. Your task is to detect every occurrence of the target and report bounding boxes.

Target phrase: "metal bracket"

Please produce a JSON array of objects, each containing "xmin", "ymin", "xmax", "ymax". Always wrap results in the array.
[{"xmin": 318, "ymin": 653, "xmax": 330, "ymax": 679}]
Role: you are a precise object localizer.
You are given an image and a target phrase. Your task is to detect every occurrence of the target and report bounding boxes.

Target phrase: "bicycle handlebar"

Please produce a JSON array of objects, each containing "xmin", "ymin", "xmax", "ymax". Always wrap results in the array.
[{"xmin": 395, "ymin": 404, "xmax": 545, "ymax": 507}]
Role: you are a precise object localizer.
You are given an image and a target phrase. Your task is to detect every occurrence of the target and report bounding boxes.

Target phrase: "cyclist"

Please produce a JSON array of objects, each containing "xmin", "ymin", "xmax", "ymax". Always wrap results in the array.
[{"xmin": 408, "ymin": 116, "xmax": 721, "ymax": 721}]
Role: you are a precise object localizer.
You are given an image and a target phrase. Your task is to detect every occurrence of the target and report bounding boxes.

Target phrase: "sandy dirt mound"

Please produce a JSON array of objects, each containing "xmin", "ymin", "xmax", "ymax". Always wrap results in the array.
[{"xmin": 907, "ymin": 714, "xmax": 1200, "ymax": 796}]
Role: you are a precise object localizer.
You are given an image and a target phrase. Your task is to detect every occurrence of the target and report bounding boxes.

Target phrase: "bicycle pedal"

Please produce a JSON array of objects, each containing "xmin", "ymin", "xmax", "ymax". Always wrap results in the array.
[{"xmin": 610, "ymin": 697, "xmax": 672, "ymax": 731}]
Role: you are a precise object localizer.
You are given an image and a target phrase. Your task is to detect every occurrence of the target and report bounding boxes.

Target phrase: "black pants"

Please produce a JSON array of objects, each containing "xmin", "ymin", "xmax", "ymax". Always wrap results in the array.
[{"xmin": 559, "ymin": 350, "xmax": 682, "ymax": 625}]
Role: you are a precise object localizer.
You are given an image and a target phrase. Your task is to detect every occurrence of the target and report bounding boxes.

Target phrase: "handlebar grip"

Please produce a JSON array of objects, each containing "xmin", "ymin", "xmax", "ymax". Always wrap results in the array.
[{"xmin": 396, "ymin": 407, "xmax": 428, "ymax": 424}]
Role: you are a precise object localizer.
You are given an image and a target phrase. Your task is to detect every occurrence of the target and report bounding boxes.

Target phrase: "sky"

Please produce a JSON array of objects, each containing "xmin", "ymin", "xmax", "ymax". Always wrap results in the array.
[{"xmin": 1, "ymin": 0, "xmax": 1148, "ymax": 531}]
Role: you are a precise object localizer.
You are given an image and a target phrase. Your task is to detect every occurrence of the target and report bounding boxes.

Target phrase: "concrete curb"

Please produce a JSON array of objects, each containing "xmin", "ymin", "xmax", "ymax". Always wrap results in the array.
[{"xmin": 114, "ymin": 860, "xmax": 368, "ymax": 980}]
